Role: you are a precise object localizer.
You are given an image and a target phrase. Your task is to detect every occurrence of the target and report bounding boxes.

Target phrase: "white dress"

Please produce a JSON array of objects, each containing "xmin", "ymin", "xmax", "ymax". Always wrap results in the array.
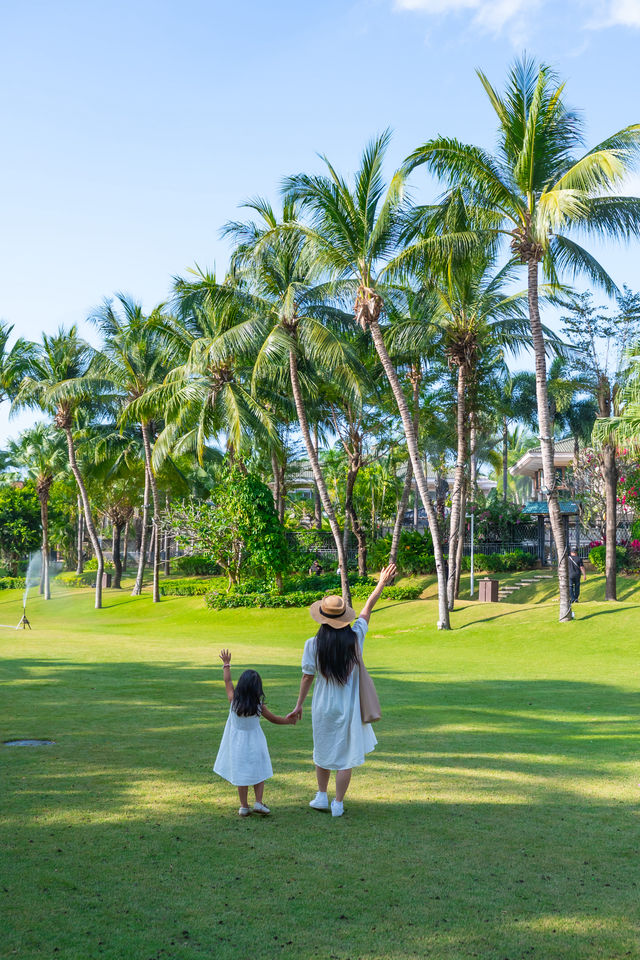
[
  {"xmin": 301, "ymin": 617, "xmax": 377, "ymax": 770},
  {"xmin": 213, "ymin": 707, "xmax": 273, "ymax": 787}
]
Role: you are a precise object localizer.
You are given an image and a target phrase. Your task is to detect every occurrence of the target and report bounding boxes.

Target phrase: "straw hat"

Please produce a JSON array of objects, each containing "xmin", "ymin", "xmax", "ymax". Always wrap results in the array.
[{"xmin": 309, "ymin": 594, "xmax": 356, "ymax": 629}]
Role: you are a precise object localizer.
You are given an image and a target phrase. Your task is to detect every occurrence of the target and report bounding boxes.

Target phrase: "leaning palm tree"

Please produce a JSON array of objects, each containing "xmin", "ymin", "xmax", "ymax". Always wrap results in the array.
[
  {"xmin": 211, "ymin": 199, "xmax": 361, "ymax": 604},
  {"xmin": 284, "ymin": 133, "xmax": 462, "ymax": 628},
  {"xmin": 13, "ymin": 327, "xmax": 106, "ymax": 609},
  {"xmin": 405, "ymin": 56, "xmax": 640, "ymax": 621},
  {"xmin": 90, "ymin": 295, "xmax": 168, "ymax": 602},
  {"xmin": 7, "ymin": 424, "xmax": 66, "ymax": 599}
]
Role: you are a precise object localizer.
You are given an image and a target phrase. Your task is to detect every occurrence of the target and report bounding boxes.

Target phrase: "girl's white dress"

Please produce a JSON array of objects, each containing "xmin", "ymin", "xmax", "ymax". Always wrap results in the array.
[
  {"xmin": 301, "ymin": 616, "xmax": 377, "ymax": 770},
  {"xmin": 213, "ymin": 707, "xmax": 273, "ymax": 787}
]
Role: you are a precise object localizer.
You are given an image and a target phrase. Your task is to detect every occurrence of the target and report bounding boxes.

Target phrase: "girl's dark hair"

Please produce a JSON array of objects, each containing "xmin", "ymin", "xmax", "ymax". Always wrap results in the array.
[
  {"xmin": 316, "ymin": 624, "xmax": 358, "ymax": 684},
  {"xmin": 232, "ymin": 669, "xmax": 265, "ymax": 716}
]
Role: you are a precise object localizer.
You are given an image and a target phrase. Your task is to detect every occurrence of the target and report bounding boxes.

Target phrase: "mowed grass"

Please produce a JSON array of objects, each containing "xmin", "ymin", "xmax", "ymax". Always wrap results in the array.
[{"xmin": 1, "ymin": 576, "xmax": 640, "ymax": 960}]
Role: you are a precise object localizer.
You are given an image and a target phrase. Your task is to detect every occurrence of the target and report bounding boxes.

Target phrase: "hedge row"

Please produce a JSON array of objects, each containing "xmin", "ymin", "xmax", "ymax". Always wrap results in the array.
[
  {"xmin": 205, "ymin": 583, "xmax": 422, "ymax": 610},
  {"xmin": 159, "ymin": 577, "xmax": 221, "ymax": 596},
  {"xmin": 0, "ymin": 576, "xmax": 27, "ymax": 590}
]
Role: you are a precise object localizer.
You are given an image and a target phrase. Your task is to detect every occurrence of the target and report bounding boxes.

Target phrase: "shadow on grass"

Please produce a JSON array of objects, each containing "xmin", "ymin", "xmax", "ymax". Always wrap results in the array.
[{"xmin": 3, "ymin": 659, "xmax": 640, "ymax": 959}]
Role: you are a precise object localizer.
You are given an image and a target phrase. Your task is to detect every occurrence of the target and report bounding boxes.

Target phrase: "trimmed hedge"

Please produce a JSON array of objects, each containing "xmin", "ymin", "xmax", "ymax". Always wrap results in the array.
[
  {"xmin": 205, "ymin": 581, "xmax": 422, "ymax": 610},
  {"xmin": 159, "ymin": 577, "xmax": 221, "ymax": 597},
  {"xmin": 588, "ymin": 545, "xmax": 628, "ymax": 573},
  {"xmin": 56, "ymin": 571, "xmax": 95, "ymax": 587},
  {"xmin": 0, "ymin": 576, "xmax": 26, "ymax": 590},
  {"xmin": 172, "ymin": 555, "xmax": 220, "ymax": 576},
  {"xmin": 461, "ymin": 550, "xmax": 537, "ymax": 573}
]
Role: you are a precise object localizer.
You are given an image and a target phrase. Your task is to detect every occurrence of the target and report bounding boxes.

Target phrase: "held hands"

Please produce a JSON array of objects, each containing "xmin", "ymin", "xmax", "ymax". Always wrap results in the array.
[
  {"xmin": 219, "ymin": 649, "xmax": 231, "ymax": 666},
  {"xmin": 286, "ymin": 706, "xmax": 303, "ymax": 723}
]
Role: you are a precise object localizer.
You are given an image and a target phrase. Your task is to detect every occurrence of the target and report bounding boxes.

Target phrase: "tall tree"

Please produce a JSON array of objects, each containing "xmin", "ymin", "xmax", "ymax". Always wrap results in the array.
[
  {"xmin": 7, "ymin": 424, "xmax": 66, "ymax": 599},
  {"xmin": 13, "ymin": 327, "xmax": 106, "ymax": 608},
  {"xmin": 406, "ymin": 55, "xmax": 640, "ymax": 621},
  {"xmin": 284, "ymin": 132, "xmax": 453, "ymax": 628},
  {"xmin": 215, "ymin": 199, "xmax": 359, "ymax": 604},
  {"xmin": 91, "ymin": 295, "xmax": 167, "ymax": 602},
  {"xmin": 561, "ymin": 288, "xmax": 640, "ymax": 598}
]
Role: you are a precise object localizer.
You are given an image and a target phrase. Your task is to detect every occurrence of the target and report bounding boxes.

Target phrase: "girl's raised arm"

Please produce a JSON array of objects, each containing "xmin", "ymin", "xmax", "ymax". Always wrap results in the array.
[{"xmin": 219, "ymin": 649, "xmax": 234, "ymax": 703}]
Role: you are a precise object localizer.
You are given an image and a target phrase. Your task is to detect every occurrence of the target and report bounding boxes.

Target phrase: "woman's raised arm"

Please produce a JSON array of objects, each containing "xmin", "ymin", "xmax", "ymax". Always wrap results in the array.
[{"xmin": 359, "ymin": 563, "xmax": 397, "ymax": 624}]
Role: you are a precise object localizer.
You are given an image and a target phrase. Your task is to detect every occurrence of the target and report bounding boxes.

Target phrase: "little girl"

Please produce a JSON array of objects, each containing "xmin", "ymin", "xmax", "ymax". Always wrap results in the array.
[{"xmin": 213, "ymin": 649, "xmax": 296, "ymax": 816}]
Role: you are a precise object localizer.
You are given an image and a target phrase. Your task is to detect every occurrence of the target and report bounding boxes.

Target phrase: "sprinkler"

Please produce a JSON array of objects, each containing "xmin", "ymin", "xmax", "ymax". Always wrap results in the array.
[{"xmin": 17, "ymin": 605, "xmax": 31, "ymax": 630}]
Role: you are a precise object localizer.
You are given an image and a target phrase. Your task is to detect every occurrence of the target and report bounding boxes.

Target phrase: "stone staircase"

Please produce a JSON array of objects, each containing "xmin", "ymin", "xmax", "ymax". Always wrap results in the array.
[{"xmin": 497, "ymin": 573, "xmax": 554, "ymax": 601}]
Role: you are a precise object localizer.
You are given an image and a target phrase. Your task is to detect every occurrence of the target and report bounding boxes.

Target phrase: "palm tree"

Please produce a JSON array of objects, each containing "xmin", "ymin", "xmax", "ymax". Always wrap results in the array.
[
  {"xmin": 7, "ymin": 424, "xmax": 66, "ymax": 599},
  {"xmin": 0, "ymin": 321, "xmax": 33, "ymax": 407},
  {"xmin": 90, "ymin": 295, "xmax": 168, "ymax": 602},
  {"xmin": 390, "ymin": 249, "xmax": 532, "ymax": 608},
  {"xmin": 214, "ymin": 199, "xmax": 360, "ymax": 604},
  {"xmin": 405, "ymin": 56, "xmax": 640, "ymax": 621},
  {"xmin": 284, "ymin": 132, "xmax": 453, "ymax": 628},
  {"xmin": 13, "ymin": 327, "xmax": 106, "ymax": 608}
]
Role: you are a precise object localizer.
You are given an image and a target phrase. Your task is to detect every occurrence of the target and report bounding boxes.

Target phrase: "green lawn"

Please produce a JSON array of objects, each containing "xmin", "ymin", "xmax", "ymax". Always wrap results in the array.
[{"xmin": 2, "ymin": 577, "xmax": 640, "ymax": 960}]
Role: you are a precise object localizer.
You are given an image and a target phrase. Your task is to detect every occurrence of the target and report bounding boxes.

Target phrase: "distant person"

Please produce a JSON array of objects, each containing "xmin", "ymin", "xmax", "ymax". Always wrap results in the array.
[
  {"xmin": 286, "ymin": 564, "xmax": 396, "ymax": 818},
  {"xmin": 308, "ymin": 559, "xmax": 323, "ymax": 575},
  {"xmin": 568, "ymin": 549, "xmax": 587, "ymax": 602},
  {"xmin": 214, "ymin": 650, "xmax": 296, "ymax": 817}
]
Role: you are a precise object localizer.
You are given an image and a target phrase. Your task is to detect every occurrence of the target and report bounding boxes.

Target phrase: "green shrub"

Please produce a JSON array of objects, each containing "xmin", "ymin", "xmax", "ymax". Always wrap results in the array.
[
  {"xmin": 56, "ymin": 571, "xmax": 95, "ymax": 587},
  {"xmin": 84, "ymin": 558, "xmax": 115, "ymax": 573},
  {"xmin": 588, "ymin": 544, "xmax": 628, "ymax": 573},
  {"xmin": 172, "ymin": 554, "xmax": 220, "ymax": 576},
  {"xmin": 159, "ymin": 577, "xmax": 219, "ymax": 597},
  {"xmin": 460, "ymin": 550, "xmax": 536, "ymax": 573},
  {"xmin": 0, "ymin": 576, "xmax": 26, "ymax": 590},
  {"xmin": 370, "ymin": 530, "xmax": 435, "ymax": 575},
  {"xmin": 204, "ymin": 578, "xmax": 422, "ymax": 609},
  {"xmin": 206, "ymin": 589, "xmax": 325, "ymax": 610}
]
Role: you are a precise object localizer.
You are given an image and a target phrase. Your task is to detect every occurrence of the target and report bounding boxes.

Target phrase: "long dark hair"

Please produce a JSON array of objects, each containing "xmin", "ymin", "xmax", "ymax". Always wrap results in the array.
[
  {"xmin": 232, "ymin": 669, "xmax": 265, "ymax": 716},
  {"xmin": 316, "ymin": 624, "xmax": 358, "ymax": 684}
]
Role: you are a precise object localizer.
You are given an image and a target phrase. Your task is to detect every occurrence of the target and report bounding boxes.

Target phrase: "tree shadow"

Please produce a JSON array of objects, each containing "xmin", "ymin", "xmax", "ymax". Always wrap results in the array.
[{"xmin": 3, "ymin": 660, "xmax": 640, "ymax": 960}]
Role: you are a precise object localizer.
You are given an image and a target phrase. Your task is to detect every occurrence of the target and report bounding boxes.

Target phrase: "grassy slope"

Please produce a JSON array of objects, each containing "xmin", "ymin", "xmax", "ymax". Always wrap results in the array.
[{"xmin": 1, "ymin": 577, "xmax": 640, "ymax": 960}]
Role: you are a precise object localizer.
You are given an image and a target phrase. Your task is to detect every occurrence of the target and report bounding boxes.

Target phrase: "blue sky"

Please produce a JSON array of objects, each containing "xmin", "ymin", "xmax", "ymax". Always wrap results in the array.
[{"xmin": 1, "ymin": 0, "xmax": 640, "ymax": 440}]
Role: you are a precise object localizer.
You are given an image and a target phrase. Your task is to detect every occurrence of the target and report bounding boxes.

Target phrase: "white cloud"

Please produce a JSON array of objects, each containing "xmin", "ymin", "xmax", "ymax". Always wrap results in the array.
[
  {"xmin": 395, "ymin": 0, "xmax": 640, "ymax": 32},
  {"xmin": 394, "ymin": 0, "xmax": 537, "ymax": 36},
  {"xmin": 597, "ymin": 0, "xmax": 640, "ymax": 26}
]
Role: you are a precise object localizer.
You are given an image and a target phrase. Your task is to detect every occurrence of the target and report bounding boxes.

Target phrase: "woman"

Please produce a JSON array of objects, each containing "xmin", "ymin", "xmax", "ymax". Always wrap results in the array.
[{"xmin": 287, "ymin": 563, "xmax": 396, "ymax": 817}]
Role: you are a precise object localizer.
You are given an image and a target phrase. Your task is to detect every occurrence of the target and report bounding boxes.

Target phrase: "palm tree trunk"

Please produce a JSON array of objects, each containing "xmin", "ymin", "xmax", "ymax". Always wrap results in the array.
[
  {"xmin": 164, "ymin": 494, "xmax": 171, "ymax": 576},
  {"xmin": 368, "ymin": 318, "xmax": 450, "ymax": 629},
  {"xmin": 112, "ymin": 523, "xmax": 123, "ymax": 588},
  {"xmin": 132, "ymin": 463, "xmax": 150, "ymax": 596},
  {"xmin": 390, "ymin": 458, "xmax": 412, "ymax": 567},
  {"xmin": 527, "ymin": 260, "xmax": 571, "ymax": 621},
  {"xmin": 289, "ymin": 347, "xmax": 351, "ymax": 605},
  {"xmin": 602, "ymin": 442, "xmax": 618, "ymax": 601},
  {"xmin": 502, "ymin": 417, "xmax": 509, "ymax": 502},
  {"xmin": 313, "ymin": 424, "xmax": 322, "ymax": 529},
  {"xmin": 76, "ymin": 495, "xmax": 84, "ymax": 574},
  {"xmin": 64, "ymin": 426, "xmax": 103, "ymax": 609},
  {"xmin": 140, "ymin": 422, "xmax": 161, "ymax": 603},
  {"xmin": 39, "ymin": 489, "xmax": 50, "ymax": 600},
  {"xmin": 345, "ymin": 463, "xmax": 367, "ymax": 576},
  {"xmin": 447, "ymin": 365, "xmax": 467, "ymax": 610},
  {"xmin": 454, "ymin": 478, "xmax": 467, "ymax": 599},
  {"xmin": 122, "ymin": 519, "xmax": 129, "ymax": 575}
]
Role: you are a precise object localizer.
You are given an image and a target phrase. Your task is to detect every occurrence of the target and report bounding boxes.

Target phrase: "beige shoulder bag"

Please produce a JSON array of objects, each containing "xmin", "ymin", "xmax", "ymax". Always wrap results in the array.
[{"xmin": 356, "ymin": 645, "xmax": 381, "ymax": 724}]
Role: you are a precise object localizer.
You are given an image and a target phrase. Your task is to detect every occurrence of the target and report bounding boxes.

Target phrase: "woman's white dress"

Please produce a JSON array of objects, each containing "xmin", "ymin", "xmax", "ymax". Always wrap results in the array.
[
  {"xmin": 301, "ymin": 617, "xmax": 377, "ymax": 770},
  {"xmin": 213, "ymin": 707, "xmax": 273, "ymax": 786}
]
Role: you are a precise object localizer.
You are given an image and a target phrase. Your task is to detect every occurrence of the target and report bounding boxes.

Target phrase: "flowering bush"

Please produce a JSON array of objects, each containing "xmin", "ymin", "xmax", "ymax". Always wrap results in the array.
[{"xmin": 588, "ymin": 544, "xmax": 628, "ymax": 573}]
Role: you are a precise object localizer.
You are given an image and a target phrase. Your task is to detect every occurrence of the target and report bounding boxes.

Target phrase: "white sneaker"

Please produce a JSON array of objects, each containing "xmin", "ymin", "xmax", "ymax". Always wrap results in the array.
[
  {"xmin": 253, "ymin": 801, "xmax": 271, "ymax": 815},
  {"xmin": 309, "ymin": 791, "xmax": 329, "ymax": 811},
  {"xmin": 331, "ymin": 799, "xmax": 344, "ymax": 817},
  {"xmin": 238, "ymin": 806, "xmax": 252, "ymax": 817}
]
